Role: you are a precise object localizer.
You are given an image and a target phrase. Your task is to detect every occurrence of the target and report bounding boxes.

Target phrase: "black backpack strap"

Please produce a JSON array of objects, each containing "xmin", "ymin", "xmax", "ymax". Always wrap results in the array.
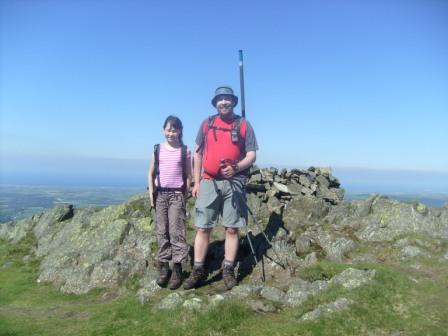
[
  {"xmin": 232, "ymin": 116, "xmax": 243, "ymax": 132},
  {"xmin": 196, "ymin": 115, "xmax": 217, "ymax": 153},
  {"xmin": 153, "ymin": 144, "xmax": 161, "ymax": 188},
  {"xmin": 181, "ymin": 145, "xmax": 187, "ymax": 192},
  {"xmin": 209, "ymin": 115, "xmax": 218, "ymax": 141}
]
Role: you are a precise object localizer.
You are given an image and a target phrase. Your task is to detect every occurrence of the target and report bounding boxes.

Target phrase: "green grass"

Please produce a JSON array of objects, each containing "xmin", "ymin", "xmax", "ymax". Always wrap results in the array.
[{"xmin": 1, "ymin": 237, "xmax": 448, "ymax": 336}]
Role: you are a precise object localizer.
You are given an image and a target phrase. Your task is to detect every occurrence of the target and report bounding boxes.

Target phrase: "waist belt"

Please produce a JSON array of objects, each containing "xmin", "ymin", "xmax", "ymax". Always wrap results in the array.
[{"xmin": 156, "ymin": 187, "xmax": 184, "ymax": 192}]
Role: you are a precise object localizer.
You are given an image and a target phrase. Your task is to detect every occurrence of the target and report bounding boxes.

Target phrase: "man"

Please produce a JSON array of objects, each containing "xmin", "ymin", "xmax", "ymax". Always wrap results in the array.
[{"xmin": 184, "ymin": 86, "xmax": 258, "ymax": 290}]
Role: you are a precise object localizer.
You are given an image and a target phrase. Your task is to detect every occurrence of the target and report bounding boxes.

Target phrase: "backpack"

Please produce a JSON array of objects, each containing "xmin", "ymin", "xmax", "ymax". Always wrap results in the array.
[
  {"xmin": 197, "ymin": 114, "xmax": 245, "ymax": 153},
  {"xmin": 153, "ymin": 144, "xmax": 188, "ymax": 192}
]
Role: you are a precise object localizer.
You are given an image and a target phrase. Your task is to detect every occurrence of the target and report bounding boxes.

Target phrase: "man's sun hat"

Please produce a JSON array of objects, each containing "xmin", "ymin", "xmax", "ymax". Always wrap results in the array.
[{"xmin": 211, "ymin": 86, "xmax": 238, "ymax": 107}]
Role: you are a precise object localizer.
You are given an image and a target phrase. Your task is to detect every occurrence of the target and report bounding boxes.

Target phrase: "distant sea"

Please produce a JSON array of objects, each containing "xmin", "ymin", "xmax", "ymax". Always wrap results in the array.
[
  {"xmin": 1, "ymin": 163, "xmax": 447, "ymax": 223},
  {"xmin": 0, "ymin": 185, "xmax": 144, "ymax": 223},
  {"xmin": 0, "ymin": 183, "xmax": 447, "ymax": 224}
]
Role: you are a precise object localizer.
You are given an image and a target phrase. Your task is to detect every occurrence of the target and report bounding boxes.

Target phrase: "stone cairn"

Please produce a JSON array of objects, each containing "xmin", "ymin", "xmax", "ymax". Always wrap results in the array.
[{"xmin": 246, "ymin": 166, "xmax": 344, "ymax": 206}]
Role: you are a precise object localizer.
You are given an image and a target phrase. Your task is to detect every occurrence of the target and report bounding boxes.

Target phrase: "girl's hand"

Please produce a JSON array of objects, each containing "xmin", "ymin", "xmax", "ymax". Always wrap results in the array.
[
  {"xmin": 149, "ymin": 193, "xmax": 154, "ymax": 208},
  {"xmin": 192, "ymin": 183, "xmax": 200, "ymax": 198}
]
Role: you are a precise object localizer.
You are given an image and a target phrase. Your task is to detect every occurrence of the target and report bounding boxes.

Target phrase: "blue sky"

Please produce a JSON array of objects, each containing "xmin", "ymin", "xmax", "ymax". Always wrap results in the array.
[{"xmin": 1, "ymin": 0, "xmax": 447, "ymax": 190}]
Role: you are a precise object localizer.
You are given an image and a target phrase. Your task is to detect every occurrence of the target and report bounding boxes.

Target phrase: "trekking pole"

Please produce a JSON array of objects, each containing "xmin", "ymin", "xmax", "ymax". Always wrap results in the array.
[
  {"xmin": 244, "ymin": 202, "xmax": 286, "ymax": 269},
  {"xmin": 242, "ymin": 225, "xmax": 260, "ymax": 273},
  {"xmin": 229, "ymin": 180, "xmax": 265, "ymax": 281},
  {"xmin": 238, "ymin": 50, "xmax": 246, "ymax": 118}
]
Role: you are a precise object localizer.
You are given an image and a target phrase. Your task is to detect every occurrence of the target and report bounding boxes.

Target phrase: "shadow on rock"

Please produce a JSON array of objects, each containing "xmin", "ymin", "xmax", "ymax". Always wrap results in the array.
[{"xmin": 238, "ymin": 212, "xmax": 287, "ymax": 282}]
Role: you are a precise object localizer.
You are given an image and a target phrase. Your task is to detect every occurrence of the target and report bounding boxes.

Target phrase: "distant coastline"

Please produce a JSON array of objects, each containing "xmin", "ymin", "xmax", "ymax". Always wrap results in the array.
[
  {"xmin": 2, "ymin": 163, "xmax": 447, "ymax": 223},
  {"xmin": 1, "ymin": 183, "xmax": 446, "ymax": 224}
]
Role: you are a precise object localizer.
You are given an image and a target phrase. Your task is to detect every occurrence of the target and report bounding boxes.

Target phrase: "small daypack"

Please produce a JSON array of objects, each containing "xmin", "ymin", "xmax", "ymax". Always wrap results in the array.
[
  {"xmin": 153, "ymin": 144, "xmax": 187, "ymax": 192},
  {"xmin": 197, "ymin": 114, "xmax": 245, "ymax": 153}
]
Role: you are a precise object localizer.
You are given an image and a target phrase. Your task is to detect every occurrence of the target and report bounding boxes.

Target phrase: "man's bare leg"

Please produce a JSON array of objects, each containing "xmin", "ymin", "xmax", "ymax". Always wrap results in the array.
[
  {"xmin": 224, "ymin": 227, "xmax": 239, "ymax": 262},
  {"xmin": 194, "ymin": 228, "xmax": 212, "ymax": 262},
  {"xmin": 184, "ymin": 228, "xmax": 212, "ymax": 289},
  {"xmin": 223, "ymin": 227, "xmax": 239, "ymax": 289}
]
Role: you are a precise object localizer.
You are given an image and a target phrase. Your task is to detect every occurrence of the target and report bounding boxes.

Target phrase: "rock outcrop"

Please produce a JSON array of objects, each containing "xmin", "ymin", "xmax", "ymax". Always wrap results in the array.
[{"xmin": 1, "ymin": 166, "xmax": 447, "ymax": 321}]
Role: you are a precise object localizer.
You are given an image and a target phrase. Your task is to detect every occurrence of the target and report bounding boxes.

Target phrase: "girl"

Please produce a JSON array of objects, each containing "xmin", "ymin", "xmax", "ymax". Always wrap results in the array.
[{"xmin": 148, "ymin": 115, "xmax": 192, "ymax": 289}]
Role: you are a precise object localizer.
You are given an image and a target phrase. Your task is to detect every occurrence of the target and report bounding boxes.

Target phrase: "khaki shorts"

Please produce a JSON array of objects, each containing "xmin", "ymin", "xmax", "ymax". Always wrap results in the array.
[{"xmin": 194, "ymin": 177, "xmax": 247, "ymax": 229}]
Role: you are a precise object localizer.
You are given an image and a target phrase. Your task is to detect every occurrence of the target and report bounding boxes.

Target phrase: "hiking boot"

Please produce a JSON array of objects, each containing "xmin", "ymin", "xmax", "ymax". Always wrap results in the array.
[
  {"xmin": 168, "ymin": 263, "xmax": 183, "ymax": 290},
  {"xmin": 222, "ymin": 264, "xmax": 237, "ymax": 290},
  {"xmin": 183, "ymin": 267, "xmax": 206, "ymax": 290},
  {"xmin": 156, "ymin": 261, "xmax": 170, "ymax": 287}
]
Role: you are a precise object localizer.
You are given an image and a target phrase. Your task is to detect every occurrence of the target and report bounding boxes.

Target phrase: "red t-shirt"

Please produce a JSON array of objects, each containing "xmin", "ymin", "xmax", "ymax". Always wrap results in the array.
[{"xmin": 196, "ymin": 115, "xmax": 253, "ymax": 179}]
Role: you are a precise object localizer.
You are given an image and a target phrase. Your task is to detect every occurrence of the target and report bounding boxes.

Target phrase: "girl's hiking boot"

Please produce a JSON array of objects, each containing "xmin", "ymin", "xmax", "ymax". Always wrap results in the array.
[
  {"xmin": 183, "ymin": 266, "xmax": 206, "ymax": 290},
  {"xmin": 168, "ymin": 263, "xmax": 183, "ymax": 290},
  {"xmin": 156, "ymin": 261, "xmax": 170, "ymax": 287},
  {"xmin": 222, "ymin": 264, "xmax": 237, "ymax": 290}
]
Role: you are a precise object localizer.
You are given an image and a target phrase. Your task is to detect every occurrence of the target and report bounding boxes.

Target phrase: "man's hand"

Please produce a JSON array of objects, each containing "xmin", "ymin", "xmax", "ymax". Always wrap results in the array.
[
  {"xmin": 192, "ymin": 183, "xmax": 200, "ymax": 198},
  {"xmin": 220, "ymin": 165, "xmax": 236, "ymax": 178}
]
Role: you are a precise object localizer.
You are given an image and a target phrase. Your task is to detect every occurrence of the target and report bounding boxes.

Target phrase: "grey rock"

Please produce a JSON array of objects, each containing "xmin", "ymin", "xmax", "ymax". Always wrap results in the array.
[
  {"xmin": 260, "ymin": 286, "xmax": 285, "ymax": 303},
  {"xmin": 355, "ymin": 197, "xmax": 448, "ymax": 242},
  {"xmin": 18, "ymin": 195, "xmax": 154, "ymax": 294},
  {"xmin": 400, "ymin": 246, "xmax": 428, "ymax": 260},
  {"xmin": 414, "ymin": 203, "xmax": 428, "ymax": 215},
  {"xmin": 89, "ymin": 260, "xmax": 122, "ymax": 289},
  {"xmin": 303, "ymin": 252, "xmax": 319, "ymax": 267},
  {"xmin": 315, "ymin": 231, "xmax": 356, "ymax": 261},
  {"xmin": 249, "ymin": 173, "xmax": 263, "ymax": 184},
  {"xmin": 0, "ymin": 217, "xmax": 36, "ymax": 244},
  {"xmin": 316, "ymin": 175, "xmax": 330, "ymax": 189},
  {"xmin": 136, "ymin": 280, "xmax": 160, "ymax": 305},
  {"xmin": 60, "ymin": 270, "xmax": 93, "ymax": 294},
  {"xmin": 267, "ymin": 196, "xmax": 283, "ymax": 215},
  {"xmin": 273, "ymin": 182, "xmax": 290, "ymax": 194},
  {"xmin": 316, "ymin": 185, "xmax": 344, "ymax": 205},
  {"xmin": 315, "ymin": 167, "xmax": 332, "ymax": 177},
  {"xmin": 247, "ymin": 299, "xmax": 276, "ymax": 313},
  {"xmin": 230, "ymin": 284, "xmax": 263, "ymax": 297},
  {"xmin": 299, "ymin": 175, "xmax": 313, "ymax": 188},
  {"xmin": 154, "ymin": 293, "xmax": 183, "ymax": 310},
  {"xmin": 300, "ymin": 298, "xmax": 353, "ymax": 321},
  {"xmin": 33, "ymin": 204, "xmax": 73, "ymax": 241},
  {"xmin": 208, "ymin": 294, "xmax": 225, "ymax": 307},
  {"xmin": 285, "ymin": 279, "xmax": 328, "ymax": 306},
  {"xmin": 393, "ymin": 238, "xmax": 413, "ymax": 248},
  {"xmin": 330, "ymin": 268, "xmax": 376, "ymax": 289},
  {"xmin": 283, "ymin": 196, "xmax": 330, "ymax": 232},
  {"xmin": 300, "ymin": 186, "xmax": 315, "ymax": 197},
  {"xmin": 295, "ymin": 236, "xmax": 312, "ymax": 255},
  {"xmin": 183, "ymin": 297, "xmax": 202, "ymax": 310}
]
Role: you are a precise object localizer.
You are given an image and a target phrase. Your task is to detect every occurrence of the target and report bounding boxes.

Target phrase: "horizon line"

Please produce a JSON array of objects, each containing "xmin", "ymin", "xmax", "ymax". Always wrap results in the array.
[{"xmin": 2, "ymin": 153, "xmax": 448, "ymax": 175}]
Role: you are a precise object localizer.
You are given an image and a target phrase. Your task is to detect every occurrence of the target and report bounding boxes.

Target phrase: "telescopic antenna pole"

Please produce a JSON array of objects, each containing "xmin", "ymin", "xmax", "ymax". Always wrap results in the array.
[{"xmin": 239, "ymin": 50, "xmax": 246, "ymax": 118}]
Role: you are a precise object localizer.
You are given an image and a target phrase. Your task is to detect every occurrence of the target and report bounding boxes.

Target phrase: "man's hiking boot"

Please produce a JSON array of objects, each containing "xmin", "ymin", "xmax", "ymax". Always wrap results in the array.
[
  {"xmin": 156, "ymin": 261, "xmax": 170, "ymax": 287},
  {"xmin": 222, "ymin": 264, "xmax": 237, "ymax": 290},
  {"xmin": 168, "ymin": 263, "xmax": 183, "ymax": 290},
  {"xmin": 183, "ymin": 267, "xmax": 206, "ymax": 290}
]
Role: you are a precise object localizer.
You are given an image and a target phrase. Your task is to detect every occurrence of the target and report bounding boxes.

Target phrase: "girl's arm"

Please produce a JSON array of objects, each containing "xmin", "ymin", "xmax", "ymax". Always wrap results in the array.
[{"xmin": 147, "ymin": 151, "xmax": 156, "ymax": 208}]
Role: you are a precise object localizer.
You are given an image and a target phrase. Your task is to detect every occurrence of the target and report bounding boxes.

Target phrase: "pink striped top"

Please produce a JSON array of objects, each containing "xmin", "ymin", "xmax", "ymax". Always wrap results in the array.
[{"xmin": 156, "ymin": 143, "xmax": 191, "ymax": 188}]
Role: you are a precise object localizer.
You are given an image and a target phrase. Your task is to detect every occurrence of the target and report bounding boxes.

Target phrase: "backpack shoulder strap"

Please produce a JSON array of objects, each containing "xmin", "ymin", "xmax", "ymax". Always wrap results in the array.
[
  {"xmin": 207, "ymin": 115, "xmax": 217, "ymax": 130},
  {"xmin": 232, "ymin": 116, "xmax": 243, "ymax": 131},
  {"xmin": 153, "ymin": 144, "xmax": 161, "ymax": 186},
  {"xmin": 197, "ymin": 115, "xmax": 217, "ymax": 153},
  {"xmin": 181, "ymin": 145, "xmax": 187, "ymax": 191}
]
